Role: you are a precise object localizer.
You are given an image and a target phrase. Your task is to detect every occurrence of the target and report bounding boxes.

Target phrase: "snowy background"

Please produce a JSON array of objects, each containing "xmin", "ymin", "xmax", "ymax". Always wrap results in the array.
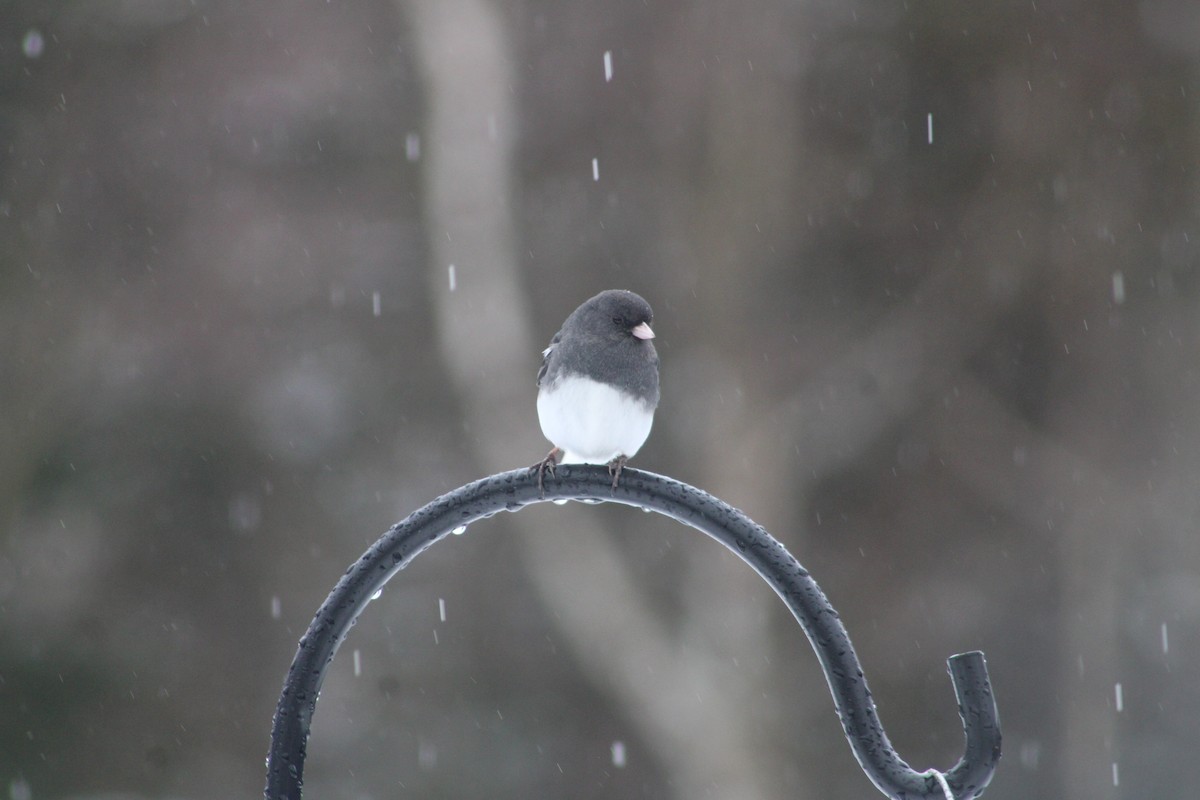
[{"xmin": 4, "ymin": 1, "xmax": 1199, "ymax": 798}]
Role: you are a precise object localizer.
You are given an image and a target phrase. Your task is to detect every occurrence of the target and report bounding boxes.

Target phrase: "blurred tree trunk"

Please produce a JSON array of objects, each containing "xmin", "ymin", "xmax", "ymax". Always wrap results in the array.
[{"xmin": 406, "ymin": 0, "xmax": 773, "ymax": 797}]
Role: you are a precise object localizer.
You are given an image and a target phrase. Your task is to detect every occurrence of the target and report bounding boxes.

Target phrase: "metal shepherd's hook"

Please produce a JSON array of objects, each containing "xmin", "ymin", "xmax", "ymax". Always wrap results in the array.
[{"xmin": 265, "ymin": 466, "xmax": 1002, "ymax": 799}]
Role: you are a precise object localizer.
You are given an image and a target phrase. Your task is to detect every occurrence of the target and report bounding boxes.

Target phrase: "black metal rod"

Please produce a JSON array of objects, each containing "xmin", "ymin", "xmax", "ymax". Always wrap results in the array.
[{"xmin": 265, "ymin": 465, "xmax": 1001, "ymax": 799}]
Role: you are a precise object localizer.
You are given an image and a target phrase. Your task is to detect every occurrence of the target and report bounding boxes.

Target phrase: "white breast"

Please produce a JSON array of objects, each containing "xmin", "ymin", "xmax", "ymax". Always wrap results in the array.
[{"xmin": 537, "ymin": 374, "xmax": 655, "ymax": 464}]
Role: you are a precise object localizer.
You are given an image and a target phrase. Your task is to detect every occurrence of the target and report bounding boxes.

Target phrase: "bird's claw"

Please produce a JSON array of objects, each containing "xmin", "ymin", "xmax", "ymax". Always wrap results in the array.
[
  {"xmin": 607, "ymin": 455, "xmax": 628, "ymax": 491},
  {"xmin": 534, "ymin": 448, "xmax": 562, "ymax": 498}
]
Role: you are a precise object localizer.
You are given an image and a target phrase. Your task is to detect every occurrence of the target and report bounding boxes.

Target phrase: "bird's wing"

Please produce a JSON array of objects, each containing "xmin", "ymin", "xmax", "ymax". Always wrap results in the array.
[{"xmin": 536, "ymin": 331, "xmax": 562, "ymax": 386}]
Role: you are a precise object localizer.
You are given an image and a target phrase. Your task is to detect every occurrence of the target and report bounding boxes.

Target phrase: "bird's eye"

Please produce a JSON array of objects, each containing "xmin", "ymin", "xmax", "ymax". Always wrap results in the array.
[{"xmin": 612, "ymin": 316, "xmax": 623, "ymax": 326}]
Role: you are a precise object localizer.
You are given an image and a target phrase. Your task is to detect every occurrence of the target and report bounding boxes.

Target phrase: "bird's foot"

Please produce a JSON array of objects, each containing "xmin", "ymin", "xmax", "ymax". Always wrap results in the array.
[
  {"xmin": 606, "ymin": 455, "xmax": 629, "ymax": 491},
  {"xmin": 533, "ymin": 447, "xmax": 563, "ymax": 498}
]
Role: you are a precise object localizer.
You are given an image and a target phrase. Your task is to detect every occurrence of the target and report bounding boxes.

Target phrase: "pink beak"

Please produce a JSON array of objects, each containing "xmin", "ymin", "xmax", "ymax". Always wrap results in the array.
[{"xmin": 631, "ymin": 321, "xmax": 655, "ymax": 340}]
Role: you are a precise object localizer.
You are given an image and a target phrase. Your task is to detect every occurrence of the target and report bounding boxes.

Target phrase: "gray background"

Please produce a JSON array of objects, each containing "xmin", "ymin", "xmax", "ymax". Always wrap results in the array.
[{"xmin": 3, "ymin": 1, "xmax": 1198, "ymax": 798}]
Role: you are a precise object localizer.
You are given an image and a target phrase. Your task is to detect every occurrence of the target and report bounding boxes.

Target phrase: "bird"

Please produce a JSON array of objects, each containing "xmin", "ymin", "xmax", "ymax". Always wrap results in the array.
[{"xmin": 534, "ymin": 289, "xmax": 660, "ymax": 491}]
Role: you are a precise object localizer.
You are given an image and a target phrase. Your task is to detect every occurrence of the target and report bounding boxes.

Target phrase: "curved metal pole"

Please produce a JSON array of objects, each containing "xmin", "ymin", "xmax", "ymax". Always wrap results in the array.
[{"xmin": 265, "ymin": 466, "xmax": 1001, "ymax": 799}]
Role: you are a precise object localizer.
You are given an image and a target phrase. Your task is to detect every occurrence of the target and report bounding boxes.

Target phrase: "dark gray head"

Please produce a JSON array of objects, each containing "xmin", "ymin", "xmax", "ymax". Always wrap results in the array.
[
  {"xmin": 543, "ymin": 289, "xmax": 658, "ymax": 403},
  {"xmin": 567, "ymin": 289, "xmax": 656, "ymax": 343}
]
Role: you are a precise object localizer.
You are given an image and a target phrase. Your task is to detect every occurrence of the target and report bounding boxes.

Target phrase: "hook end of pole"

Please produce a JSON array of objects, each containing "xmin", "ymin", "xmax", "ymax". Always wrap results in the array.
[{"xmin": 943, "ymin": 650, "xmax": 1002, "ymax": 798}]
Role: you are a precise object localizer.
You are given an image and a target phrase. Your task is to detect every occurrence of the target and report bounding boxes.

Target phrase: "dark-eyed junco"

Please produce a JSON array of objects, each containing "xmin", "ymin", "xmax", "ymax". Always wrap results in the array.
[{"xmin": 534, "ymin": 290, "xmax": 660, "ymax": 490}]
